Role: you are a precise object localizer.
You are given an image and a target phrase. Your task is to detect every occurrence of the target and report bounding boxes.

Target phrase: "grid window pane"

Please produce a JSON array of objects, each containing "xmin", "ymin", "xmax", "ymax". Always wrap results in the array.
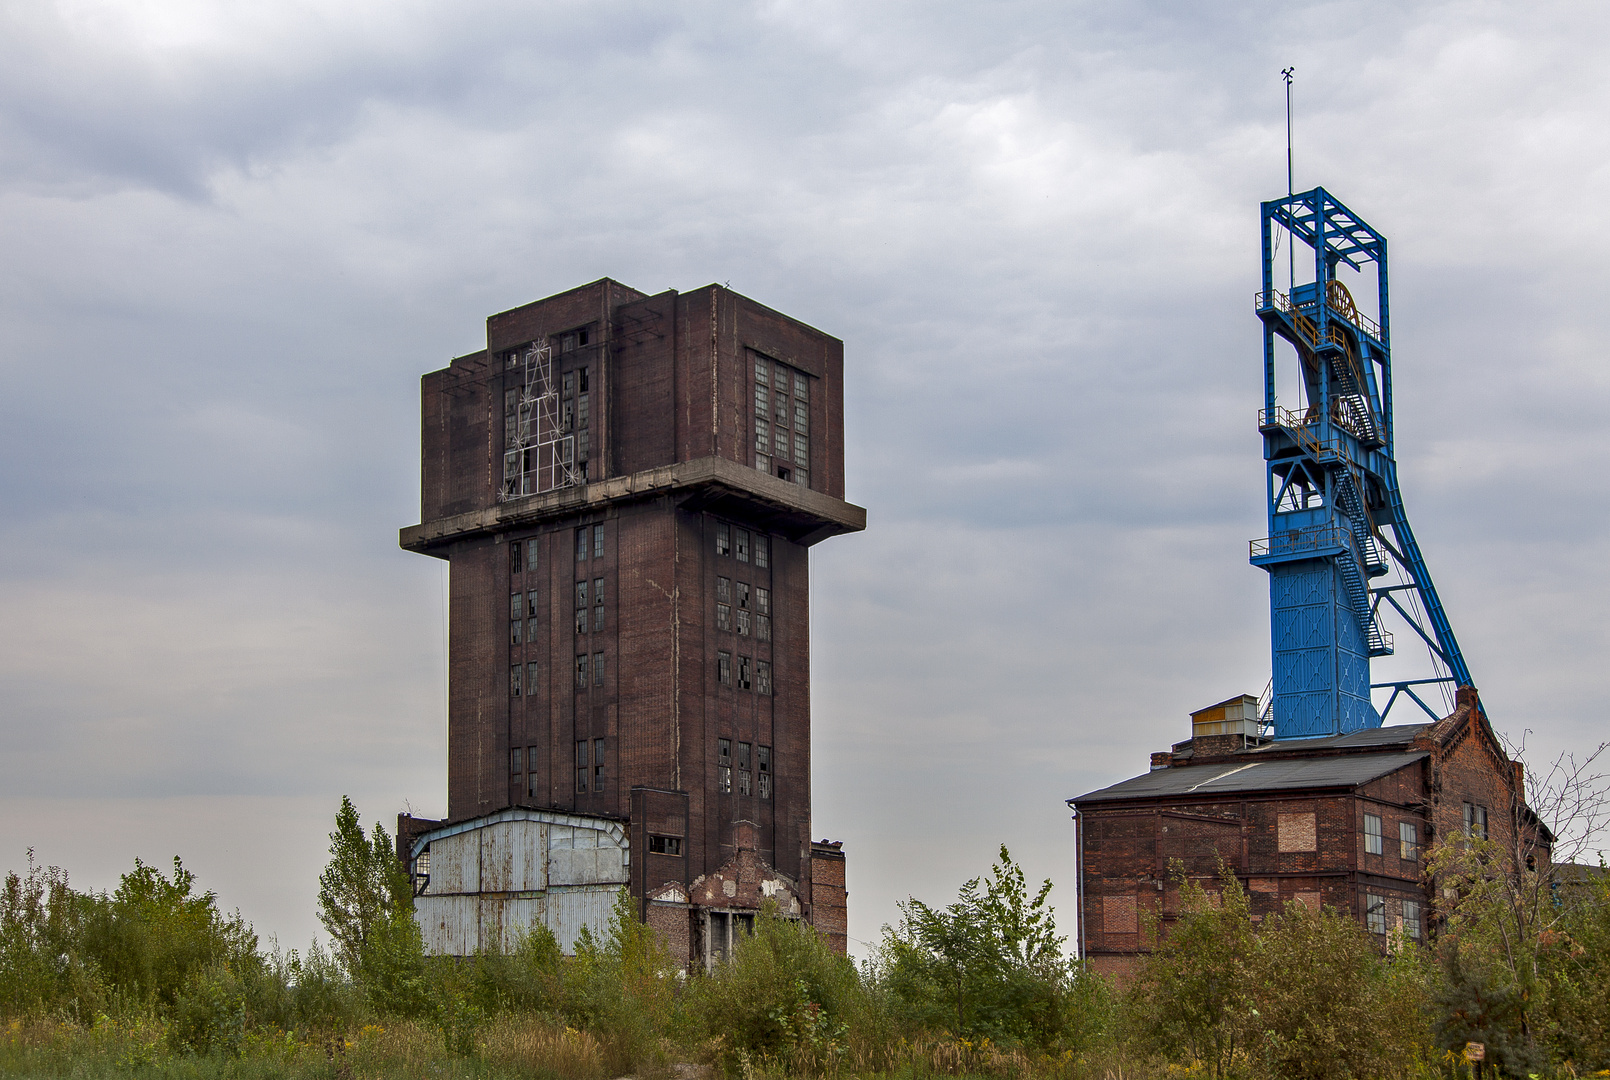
[
  {"xmin": 754, "ymin": 536, "xmax": 768, "ymax": 568},
  {"xmin": 717, "ymin": 604, "xmax": 731, "ymax": 632},
  {"xmin": 738, "ymin": 655, "xmax": 751, "ymax": 691},
  {"xmin": 511, "ymin": 594, "xmax": 523, "ymax": 620},
  {"xmin": 1365, "ymin": 894, "xmax": 1386, "ymax": 934},
  {"xmin": 528, "ymin": 590, "xmax": 539, "ymax": 618},
  {"xmin": 794, "ymin": 470, "xmax": 809, "ymax": 488},
  {"xmin": 528, "ymin": 746, "xmax": 539, "ymax": 772},
  {"xmin": 576, "ymin": 528, "xmax": 588, "ymax": 562},
  {"xmin": 754, "ymin": 384, "xmax": 768, "ymax": 417},
  {"xmin": 756, "ymin": 587, "xmax": 770, "ymax": 615},
  {"xmin": 1364, "ymin": 813, "xmax": 1383, "ymax": 855},
  {"xmin": 510, "ymin": 665, "xmax": 522, "ymax": 697},
  {"xmin": 775, "ymin": 428, "xmax": 789, "ymax": 455},
  {"xmin": 755, "ymin": 418, "xmax": 769, "ymax": 452},
  {"xmin": 528, "ymin": 772, "xmax": 540, "ymax": 799},
  {"xmin": 737, "ymin": 582, "xmax": 750, "ymax": 609},
  {"xmin": 593, "ymin": 525, "xmax": 604, "ymax": 559},
  {"xmin": 511, "ymin": 749, "xmax": 522, "ymax": 776},
  {"xmin": 754, "ymin": 359, "xmax": 768, "ymax": 385},
  {"xmin": 717, "ymin": 577, "xmax": 731, "ymax": 603},
  {"xmin": 756, "ymin": 615, "xmax": 770, "ymax": 641},
  {"xmin": 755, "ymin": 452, "xmax": 770, "ymax": 473},
  {"xmin": 794, "ymin": 433, "xmax": 808, "ymax": 467},
  {"xmin": 717, "ymin": 523, "xmax": 730, "ymax": 556},
  {"xmin": 794, "ymin": 399, "xmax": 808, "ymax": 434},
  {"xmin": 793, "ymin": 372, "xmax": 807, "ymax": 399},
  {"xmin": 511, "ymin": 540, "xmax": 524, "ymax": 575},
  {"xmin": 576, "ymin": 581, "xmax": 588, "ymax": 608},
  {"xmin": 1399, "ymin": 822, "xmax": 1419, "ymax": 860},
  {"xmin": 527, "ymin": 661, "xmax": 538, "ymax": 692},
  {"xmin": 510, "ymin": 620, "xmax": 522, "ymax": 645},
  {"xmin": 594, "ymin": 651, "xmax": 604, "ymax": 686},
  {"xmin": 736, "ymin": 609, "xmax": 751, "ymax": 636},
  {"xmin": 718, "ymin": 651, "xmax": 731, "ymax": 686},
  {"xmin": 736, "ymin": 530, "xmax": 749, "ymax": 562},
  {"xmin": 1403, "ymin": 899, "xmax": 1421, "ymax": 938},
  {"xmin": 575, "ymin": 655, "xmax": 589, "ymax": 688},
  {"xmin": 756, "ymin": 660, "xmax": 772, "ymax": 695}
]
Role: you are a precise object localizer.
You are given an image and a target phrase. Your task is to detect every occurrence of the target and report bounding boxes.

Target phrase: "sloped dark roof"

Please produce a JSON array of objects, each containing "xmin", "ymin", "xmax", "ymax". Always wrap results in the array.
[
  {"xmin": 1248, "ymin": 724, "xmax": 1433, "ymax": 753},
  {"xmin": 1070, "ymin": 750, "xmax": 1427, "ymax": 805}
]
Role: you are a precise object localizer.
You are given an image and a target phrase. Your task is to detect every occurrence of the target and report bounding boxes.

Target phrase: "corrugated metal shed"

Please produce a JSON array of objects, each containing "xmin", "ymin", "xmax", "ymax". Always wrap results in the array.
[
  {"xmin": 1072, "ymin": 750, "xmax": 1427, "ymax": 805},
  {"xmin": 411, "ymin": 808, "xmax": 629, "ymax": 956}
]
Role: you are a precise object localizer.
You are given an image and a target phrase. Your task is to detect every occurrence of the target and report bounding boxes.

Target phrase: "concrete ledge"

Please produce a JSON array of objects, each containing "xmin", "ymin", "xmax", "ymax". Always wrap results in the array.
[{"xmin": 401, "ymin": 455, "xmax": 867, "ymax": 555}]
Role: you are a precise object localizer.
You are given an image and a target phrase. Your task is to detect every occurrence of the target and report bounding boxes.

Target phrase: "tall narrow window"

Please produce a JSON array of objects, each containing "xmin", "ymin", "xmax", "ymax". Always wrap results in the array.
[
  {"xmin": 527, "ymin": 590, "xmax": 540, "ymax": 618},
  {"xmin": 758, "ymin": 746, "xmax": 771, "ymax": 799},
  {"xmin": 1399, "ymin": 822, "xmax": 1420, "ymax": 860},
  {"xmin": 716, "ymin": 522, "xmax": 730, "ymax": 557},
  {"xmin": 526, "ymin": 661, "xmax": 538, "ymax": 694},
  {"xmin": 528, "ymin": 769, "xmax": 541, "ymax": 799},
  {"xmin": 576, "ymin": 740, "xmax": 589, "ymax": 792},
  {"xmin": 594, "ymin": 578, "xmax": 605, "ymax": 632},
  {"xmin": 1402, "ymin": 899, "xmax": 1421, "ymax": 939},
  {"xmin": 754, "ymin": 536, "xmax": 768, "ymax": 569},
  {"xmin": 736, "ymin": 582, "xmax": 751, "ymax": 636},
  {"xmin": 593, "ymin": 738, "xmax": 605, "ymax": 788},
  {"xmin": 510, "ymin": 665, "xmax": 522, "ymax": 697},
  {"xmin": 756, "ymin": 587, "xmax": 771, "ymax": 641},
  {"xmin": 510, "ymin": 748, "xmax": 523, "ymax": 777},
  {"xmin": 736, "ymin": 529, "xmax": 750, "ymax": 563},
  {"xmin": 575, "ymin": 654, "xmax": 589, "ymax": 688},
  {"xmin": 716, "ymin": 576, "xmax": 732, "ymax": 632},
  {"xmin": 511, "ymin": 540, "xmax": 525, "ymax": 575},
  {"xmin": 511, "ymin": 593, "xmax": 523, "ymax": 620},
  {"xmin": 718, "ymin": 650, "xmax": 731, "ymax": 686},
  {"xmin": 510, "ymin": 617, "xmax": 523, "ymax": 645},
  {"xmin": 578, "ymin": 365, "xmax": 589, "ymax": 390},
  {"xmin": 738, "ymin": 742, "xmax": 752, "ymax": 796},
  {"xmin": 756, "ymin": 660, "xmax": 772, "ymax": 696},
  {"xmin": 576, "ymin": 528, "xmax": 588, "ymax": 562},
  {"xmin": 1365, "ymin": 893, "xmax": 1386, "ymax": 935},
  {"xmin": 593, "ymin": 524, "xmax": 604, "ymax": 559},
  {"xmin": 718, "ymin": 738, "xmax": 732, "ymax": 794},
  {"xmin": 1364, "ymin": 813, "xmax": 1383, "ymax": 855},
  {"xmin": 593, "ymin": 651, "xmax": 604, "ymax": 686},
  {"xmin": 738, "ymin": 655, "xmax": 752, "ymax": 691},
  {"xmin": 1463, "ymin": 802, "xmax": 1489, "ymax": 840},
  {"xmin": 575, "ymin": 579, "xmax": 588, "ymax": 634}
]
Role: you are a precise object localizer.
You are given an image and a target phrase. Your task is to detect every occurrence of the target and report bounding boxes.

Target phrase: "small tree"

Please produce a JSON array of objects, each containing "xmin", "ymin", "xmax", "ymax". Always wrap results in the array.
[{"xmin": 316, "ymin": 797, "xmax": 415, "ymax": 984}]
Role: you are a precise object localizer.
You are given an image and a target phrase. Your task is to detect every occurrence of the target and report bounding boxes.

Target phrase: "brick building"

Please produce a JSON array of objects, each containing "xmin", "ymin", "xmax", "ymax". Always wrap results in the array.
[
  {"xmin": 1068, "ymin": 688, "xmax": 1549, "ymax": 979},
  {"xmin": 398, "ymin": 279, "xmax": 865, "ymax": 966}
]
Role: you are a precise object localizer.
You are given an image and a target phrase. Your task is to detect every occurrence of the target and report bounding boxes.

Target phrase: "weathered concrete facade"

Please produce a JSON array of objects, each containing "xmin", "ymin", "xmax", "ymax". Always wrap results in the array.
[
  {"xmin": 1069, "ymin": 688, "xmax": 1549, "ymax": 980},
  {"xmin": 400, "ymin": 280, "xmax": 863, "ymax": 965}
]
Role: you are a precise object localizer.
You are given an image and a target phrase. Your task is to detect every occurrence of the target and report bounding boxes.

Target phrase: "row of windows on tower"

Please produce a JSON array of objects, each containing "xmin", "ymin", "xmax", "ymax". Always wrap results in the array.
[
  {"xmin": 717, "ymin": 652, "xmax": 771, "ymax": 694},
  {"xmin": 717, "ymin": 739, "xmax": 771, "ymax": 798},
  {"xmin": 753, "ymin": 355, "xmax": 810, "ymax": 488},
  {"xmin": 507, "ymin": 524, "xmax": 605, "ymax": 576},
  {"xmin": 508, "ymin": 651, "xmax": 606, "ymax": 696},
  {"xmin": 714, "ymin": 522, "xmax": 768, "ymax": 565},
  {"xmin": 508, "ymin": 583, "xmax": 607, "ymax": 642},
  {"xmin": 716, "ymin": 578, "xmax": 770, "ymax": 639},
  {"xmin": 506, "ymin": 739, "xmax": 608, "ymax": 796}
]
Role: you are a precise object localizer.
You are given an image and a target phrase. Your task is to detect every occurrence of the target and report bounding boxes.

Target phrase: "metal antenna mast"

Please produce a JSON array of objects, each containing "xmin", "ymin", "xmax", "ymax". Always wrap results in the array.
[{"xmin": 1282, "ymin": 67, "xmax": 1296, "ymax": 292}]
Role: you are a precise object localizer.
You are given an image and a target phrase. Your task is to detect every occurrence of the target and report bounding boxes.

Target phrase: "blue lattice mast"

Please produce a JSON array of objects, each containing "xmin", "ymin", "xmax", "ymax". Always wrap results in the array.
[{"xmin": 1251, "ymin": 188, "xmax": 1472, "ymax": 737}]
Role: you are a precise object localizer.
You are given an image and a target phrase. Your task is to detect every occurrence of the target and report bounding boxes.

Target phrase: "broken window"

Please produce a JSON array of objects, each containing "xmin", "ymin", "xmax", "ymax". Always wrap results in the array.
[
  {"xmin": 755, "ymin": 418, "xmax": 769, "ymax": 454},
  {"xmin": 736, "ymin": 580, "xmax": 751, "ymax": 636},
  {"xmin": 510, "ymin": 618, "xmax": 523, "ymax": 645},
  {"xmin": 575, "ymin": 654, "xmax": 589, "ymax": 689},
  {"xmin": 758, "ymin": 746, "xmax": 771, "ymax": 799},
  {"xmin": 527, "ymin": 590, "xmax": 540, "ymax": 619},
  {"xmin": 718, "ymin": 738, "xmax": 732, "ymax": 793},
  {"xmin": 649, "ymin": 835, "xmax": 682, "ymax": 855},
  {"xmin": 738, "ymin": 655, "xmax": 752, "ymax": 691},
  {"xmin": 528, "ymin": 769, "xmax": 541, "ymax": 799},
  {"xmin": 717, "ymin": 603, "xmax": 731, "ymax": 632},
  {"xmin": 736, "ymin": 529, "xmax": 749, "ymax": 563},
  {"xmin": 1399, "ymin": 822, "xmax": 1419, "ymax": 860},
  {"xmin": 1365, "ymin": 893, "xmax": 1386, "ymax": 934},
  {"xmin": 1364, "ymin": 813, "xmax": 1383, "ymax": 855},
  {"xmin": 756, "ymin": 660, "xmax": 772, "ymax": 696},
  {"xmin": 756, "ymin": 587, "xmax": 771, "ymax": 641},
  {"xmin": 575, "ymin": 580, "xmax": 588, "ymax": 635},
  {"xmin": 716, "ymin": 522, "xmax": 730, "ymax": 557},
  {"xmin": 718, "ymin": 650, "xmax": 731, "ymax": 687},
  {"xmin": 738, "ymin": 742, "xmax": 751, "ymax": 796},
  {"xmin": 510, "ymin": 665, "xmax": 522, "ymax": 697},
  {"xmin": 594, "ymin": 578, "xmax": 604, "ymax": 632}
]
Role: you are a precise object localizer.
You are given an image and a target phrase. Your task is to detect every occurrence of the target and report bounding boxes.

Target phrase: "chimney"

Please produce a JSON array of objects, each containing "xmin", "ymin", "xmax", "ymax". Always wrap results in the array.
[{"xmin": 1150, "ymin": 752, "xmax": 1172, "ymax": 771}]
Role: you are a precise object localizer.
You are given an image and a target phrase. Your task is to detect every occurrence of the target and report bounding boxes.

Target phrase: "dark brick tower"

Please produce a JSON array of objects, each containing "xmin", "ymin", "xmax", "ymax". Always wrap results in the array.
[{"xmin": 400, "ymin": 280, "xmax": 864, "ymax": 953}]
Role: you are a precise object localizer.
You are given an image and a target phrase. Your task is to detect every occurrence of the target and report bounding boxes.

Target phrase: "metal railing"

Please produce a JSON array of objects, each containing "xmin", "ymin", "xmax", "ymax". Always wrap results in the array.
[
  {"xmin": 1249, "ymin": 523, "xmax": 1351, "ymax": 561},
  {"xmin": 1255, "ymin": 288, "xmax": 1383, "ymax": 343}
]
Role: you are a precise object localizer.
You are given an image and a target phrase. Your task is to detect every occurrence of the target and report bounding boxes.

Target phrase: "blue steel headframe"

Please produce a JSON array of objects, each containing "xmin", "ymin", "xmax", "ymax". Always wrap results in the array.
[{"xmin": 1252, "ymin": 187, "xmax": 1472, "ymax": 737}]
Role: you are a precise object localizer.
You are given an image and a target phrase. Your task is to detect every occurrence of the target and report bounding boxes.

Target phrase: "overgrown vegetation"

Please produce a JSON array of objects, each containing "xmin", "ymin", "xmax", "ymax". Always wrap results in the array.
[{"xmin": 2, "ymin": 800, "xmax": 1608, "ymax": 1079}]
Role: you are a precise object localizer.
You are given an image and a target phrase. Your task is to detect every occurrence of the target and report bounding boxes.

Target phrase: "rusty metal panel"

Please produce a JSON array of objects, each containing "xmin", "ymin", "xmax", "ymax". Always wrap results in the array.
[
  {"xmin": 495, "ymin": 896, "xmax": 548, "ymax": 953},
  {"xmin": 478, "ymin": 896, "xmax": 504, "ymax": 950},
  {"xmin": 548, "ymin": 886, "xmax": 618, "ymax": 953},
  {"xmin": 417, "ymin": 895, "xmax": 479, "ymax": 955},
  {"xmin": 482, "ymin": 819, "xmax": 547, "ymax": 892},
  {"xmin": 428, "ymin": 830, "xmax": 480, "ymax": 894}
]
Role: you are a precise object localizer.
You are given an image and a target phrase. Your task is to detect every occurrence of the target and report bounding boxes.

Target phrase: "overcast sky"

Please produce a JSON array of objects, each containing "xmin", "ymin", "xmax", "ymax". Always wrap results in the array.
[{"xmin": 3, "ymin": 0, "xmax": 1609, "ymax": 958}]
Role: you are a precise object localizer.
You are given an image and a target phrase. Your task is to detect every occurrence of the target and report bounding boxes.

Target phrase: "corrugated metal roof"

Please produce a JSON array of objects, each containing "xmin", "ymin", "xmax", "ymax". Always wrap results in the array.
[
  {"xmin": 1248, "ymin": 724, "xmax": 1433, "ymax": 753},
  {"xmin": 1070, "ymin": 750, "xmax": 1427, "ymax": 805}
]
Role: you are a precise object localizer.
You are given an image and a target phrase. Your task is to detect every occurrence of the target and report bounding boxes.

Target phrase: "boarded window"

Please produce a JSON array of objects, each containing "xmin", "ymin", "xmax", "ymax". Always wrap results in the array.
[
  {"xmin": 1278, "ymin": 812, "xmax": 1317, "ymax": 853},
  {"xmin": 1103, "ymin": 893, "xmax": 1139, "ymax": 934}
]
